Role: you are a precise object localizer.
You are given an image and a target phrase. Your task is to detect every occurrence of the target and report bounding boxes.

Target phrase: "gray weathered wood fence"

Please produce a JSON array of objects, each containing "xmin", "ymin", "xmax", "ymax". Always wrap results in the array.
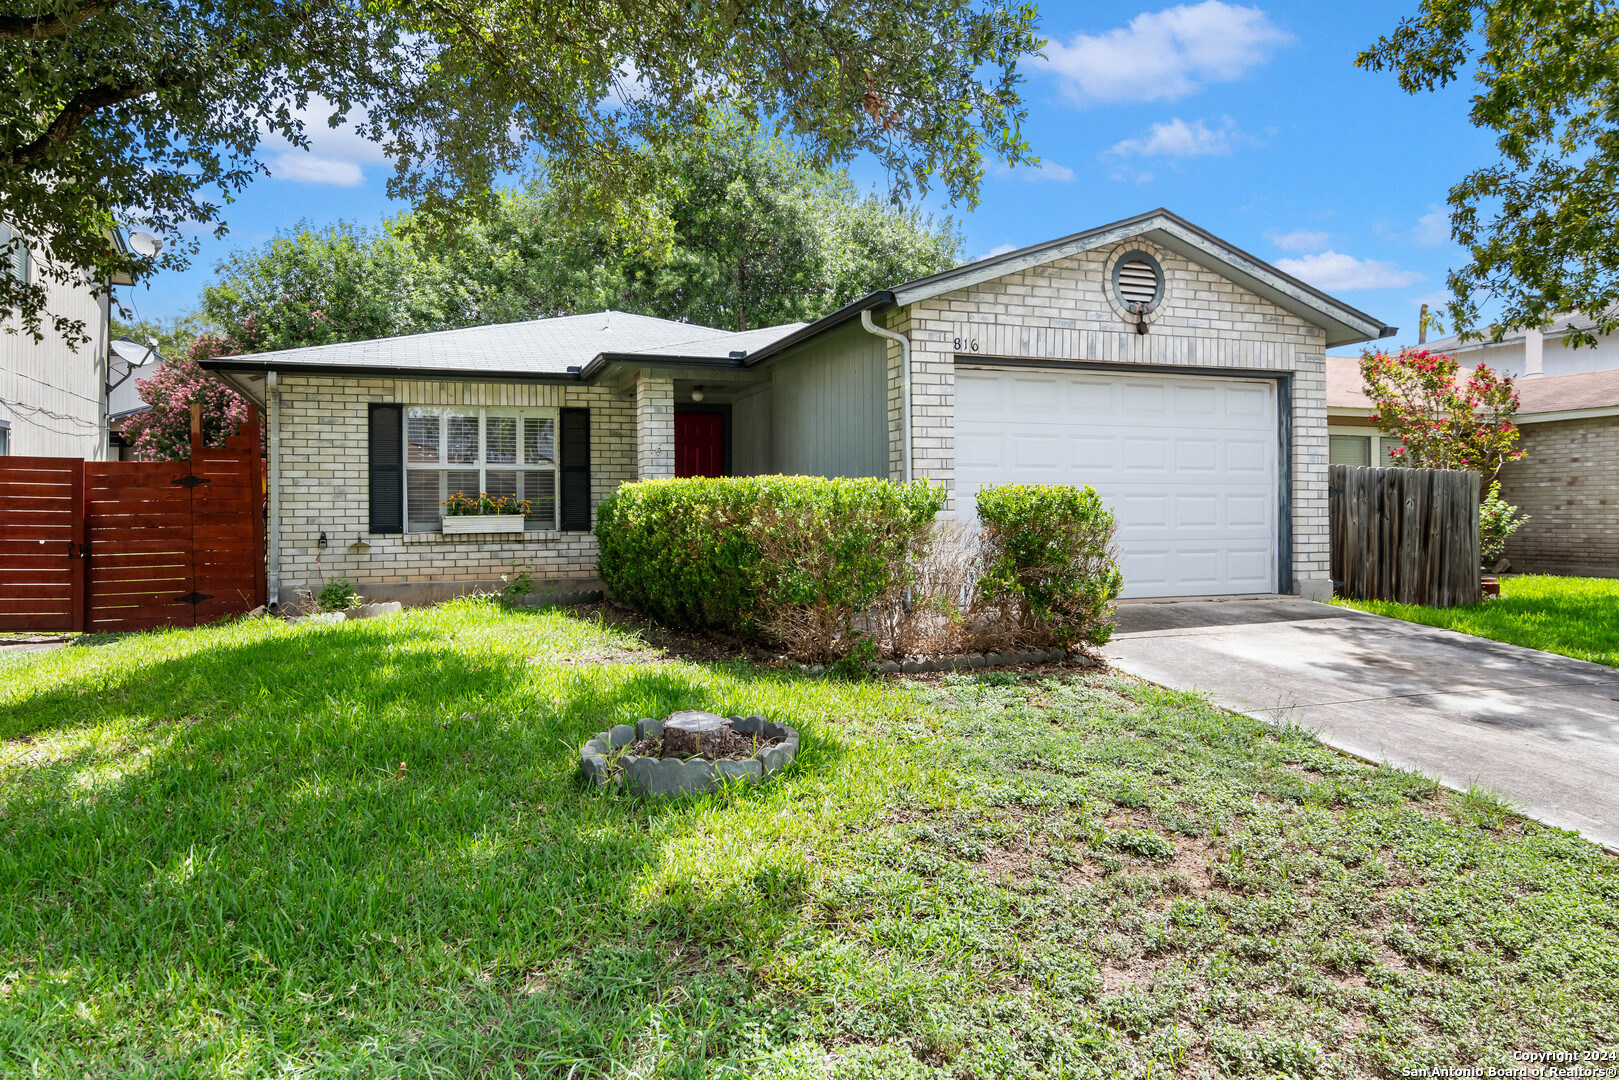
[{"xmin": 1329, "ymin": 464, "xmax": 1481, "ymax": 607}]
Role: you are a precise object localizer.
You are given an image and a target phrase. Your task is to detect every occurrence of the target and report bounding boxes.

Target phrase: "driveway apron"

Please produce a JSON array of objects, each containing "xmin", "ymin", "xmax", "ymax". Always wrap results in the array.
[{"xmin": 1103, "ymin": 598, "xmax": 1619, "ymax": 853}]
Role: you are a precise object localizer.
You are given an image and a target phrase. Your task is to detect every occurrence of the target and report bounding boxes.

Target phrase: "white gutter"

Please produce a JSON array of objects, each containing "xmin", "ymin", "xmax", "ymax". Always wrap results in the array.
[
  {"xmin": 266, "ymin": 371, "xmax": 281, "ymax": 608},
  {"xmin": 860, "ymin": 309, "xmax": 912, "ymax": 483}
]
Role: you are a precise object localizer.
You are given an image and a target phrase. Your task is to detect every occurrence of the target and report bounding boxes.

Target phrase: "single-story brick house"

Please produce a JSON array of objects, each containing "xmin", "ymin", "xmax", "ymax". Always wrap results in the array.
[
  {"xmin": 203, "ymin": 209, "xmax": 1394, "ymax": 608},
  {"xmin": 1327, "ymin": 352, "xmax": 1619, "ymax": 577}
]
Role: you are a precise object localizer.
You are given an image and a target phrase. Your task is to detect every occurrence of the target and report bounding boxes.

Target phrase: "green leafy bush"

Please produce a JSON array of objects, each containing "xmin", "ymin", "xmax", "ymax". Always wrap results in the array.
[
  {"xmin": 595, "ymin": 476, "xmax": 945, "ymax": 654},
  {"xmin": 974, "ymin": 483, "xmax": 1123, "ymax": 647},
  {"xmin": 1479, "ymin": 480, "xmax": 1528, "ymax": 566},
  {"xmin": 316, "ymin": 576, "xmax": 361, "ymax": 612}
]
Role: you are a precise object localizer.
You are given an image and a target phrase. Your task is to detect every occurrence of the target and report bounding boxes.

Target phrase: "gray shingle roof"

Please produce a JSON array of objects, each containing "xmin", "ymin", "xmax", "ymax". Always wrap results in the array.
[
  {"xmin": 208, "ymin": 310, "xmax": 803, "ymax": 376},
  {"xmin": 1326, "ymin": 353, "xmax": 1619, "ymax": 417}
]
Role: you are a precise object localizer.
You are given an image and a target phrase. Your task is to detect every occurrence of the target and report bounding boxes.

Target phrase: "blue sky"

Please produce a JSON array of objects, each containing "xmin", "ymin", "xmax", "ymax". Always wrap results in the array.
[{"xmin": 123, "ymin": 0, "xmax": 1493, "ymax": 356}]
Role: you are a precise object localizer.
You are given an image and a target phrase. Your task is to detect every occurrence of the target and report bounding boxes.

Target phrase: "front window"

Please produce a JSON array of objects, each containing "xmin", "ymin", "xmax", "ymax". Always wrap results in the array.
[
  {"xmin": 1329, "ymin": 434, "xmax": 1371, "ymax": 467},
  {"xmin": 405, "ymin": 407, "xmax": 557, "ymax": 532},
  {"xmin": 0, "ymin": 223, "xmax": 28, "ymax": 284}
]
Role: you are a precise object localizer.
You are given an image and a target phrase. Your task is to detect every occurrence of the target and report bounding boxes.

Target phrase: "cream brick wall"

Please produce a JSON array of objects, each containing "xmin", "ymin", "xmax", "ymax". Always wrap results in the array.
[
  {"xmin": 272, "ymin": 375, "xmax": 636, "ymax": 603},
  {"xmin": 1498, "ymin": 415, "xmax": 1619, "ymax": 576},
  {"xmin": 635, "ymin": 373, "xmax": 675, "ymax": 479},
  {"xmin": 895, "ymin": 239, "xmax": 1331, "ymax": 595}
]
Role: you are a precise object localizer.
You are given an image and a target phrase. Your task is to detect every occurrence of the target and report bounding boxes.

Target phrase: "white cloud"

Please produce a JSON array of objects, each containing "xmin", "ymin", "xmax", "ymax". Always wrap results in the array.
[
  {"xmin": 991, "ymin": 160, "xmax": 1077, "ymax": 183},
  {"xmin": 1045, "ymin": 2, "xmax": 1293, "ymax": 104},
  {"xmin": 979, "ymin": 242, "xmax": 1020, "ymax": 261},
  {"xmin": 1413, "ymin": 205, "xmax": 1449, "ymax": 246},
  {"xmin": 603, "ymin": 61, "xmax": 650, "ymax": 109},
  {"xmin": 261, "ymin": 96, "xmax": 389, "ymax": 185},
  {"xmin": 1274, "ymin": 251, "xmax": 1425, "ymax": 291},
  {"xmin": 266, "ymin": 153, "xmax": 365, "ymax": 186},
  {"xmin": 1267, "ymin": 228, "xmax": 1330, "ymax": 253},
  {"xmin": 1108, "ymin": 117, "xmax": 1243, "ymax": 158}
]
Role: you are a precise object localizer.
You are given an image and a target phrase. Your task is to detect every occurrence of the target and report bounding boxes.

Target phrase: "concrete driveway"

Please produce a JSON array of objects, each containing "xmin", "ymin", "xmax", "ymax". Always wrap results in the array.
[{"xmin": 1104, "ymin": 598, "xmax": 1619, "ymax": 853}]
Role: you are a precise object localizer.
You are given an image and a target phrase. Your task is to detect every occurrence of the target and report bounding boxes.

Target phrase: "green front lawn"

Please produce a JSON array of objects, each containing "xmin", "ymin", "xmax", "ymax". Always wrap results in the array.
[
  {"xmin": 1334, "ymin": 574, "xmax": 1619, "ymax": 667},
  {"xmin": 1, "ymin": 601, "xmax": 1615, "ymax": 1077}
]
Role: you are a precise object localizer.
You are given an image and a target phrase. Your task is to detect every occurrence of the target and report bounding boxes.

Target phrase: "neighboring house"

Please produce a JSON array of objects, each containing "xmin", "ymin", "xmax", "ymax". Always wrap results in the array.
[
  {"xmin": 1326, "ymin": 354, "xmax": 1619, "ymax": 577},
  {"xmin": 106, "ymin": 337, "xmax": 163, "ymax": 459},
  {"xmin": 1422, "ymin": 311, "xmax": 1619, "ymax": 379},
  {"xmin": 0, "ymin": 226, "xmax": 134, "ymax": 458},
  {"xmin": 200, "ymin": 209, "xmax": 1395, "ymax": 608}
]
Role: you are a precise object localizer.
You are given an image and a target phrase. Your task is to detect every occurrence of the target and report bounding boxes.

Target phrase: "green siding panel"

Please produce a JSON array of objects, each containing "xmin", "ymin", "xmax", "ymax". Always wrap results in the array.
[{"xmin": 769, "ymin": 323, "xmax": 888, "ymax": 478}]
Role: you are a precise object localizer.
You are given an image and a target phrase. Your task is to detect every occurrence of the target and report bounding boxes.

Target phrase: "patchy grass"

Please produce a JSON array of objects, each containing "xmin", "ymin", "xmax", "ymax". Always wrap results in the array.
[
  {"xmin": 1333, "ymin": 574, "xmax": 1619, "ymax": 667},
  {"xmin": 0, "ymin": 600, "xmax": 1615, "ymax": 1077}
]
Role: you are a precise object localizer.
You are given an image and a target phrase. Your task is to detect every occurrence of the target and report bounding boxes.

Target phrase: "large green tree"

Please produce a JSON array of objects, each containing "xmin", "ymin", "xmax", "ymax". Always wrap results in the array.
[
  {"xmin": 1, "ymin": 0, "xmax": 1039, "ymax": 345},
  {"xmin": 1359, "ymin": 1, "xmax": 1619, "ymax": 344},
  {"xmin": 199, "ymin": 129, "xmax": 964, "ymax": 348}
]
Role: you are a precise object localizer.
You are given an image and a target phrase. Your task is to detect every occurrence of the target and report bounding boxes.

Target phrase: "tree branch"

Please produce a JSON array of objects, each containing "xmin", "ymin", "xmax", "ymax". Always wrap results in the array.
[
  {"xmin": 3, "ymin": 75, "xmax": 171, "ymax": 166},
  {"xmin": 0, "ymin": 0, "xmax": 116, "ymax": 41}
]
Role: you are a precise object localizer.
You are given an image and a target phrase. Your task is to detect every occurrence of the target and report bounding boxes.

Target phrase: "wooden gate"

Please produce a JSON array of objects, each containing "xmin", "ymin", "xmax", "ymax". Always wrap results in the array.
[
  {"xmin": 0, "ymin": 458, "xmax": 85, "ymax": 630},
  {"xmin": 1329, "ymin": 463, "xmax": 1481, "ymax": 607},
  {"xmin": 0, "ymin": 409, "xmax": 264, "ymax": 633}
]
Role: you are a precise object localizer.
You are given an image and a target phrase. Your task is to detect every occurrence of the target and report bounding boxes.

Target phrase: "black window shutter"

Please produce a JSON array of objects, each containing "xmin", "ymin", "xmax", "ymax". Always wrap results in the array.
[
  {"xmin": 559, "ymin": 407, "xmax": 592, "ymax": 531},
  {"xmin": 368, "ymin": 404, "xmax": 404, "ymax": 534}
]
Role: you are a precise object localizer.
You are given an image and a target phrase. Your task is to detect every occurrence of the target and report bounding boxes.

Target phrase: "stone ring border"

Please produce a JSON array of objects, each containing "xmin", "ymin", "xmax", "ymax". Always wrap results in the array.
[{"xmin": 580, "ymin": 714, "xmax": 800, "ymax": 798}]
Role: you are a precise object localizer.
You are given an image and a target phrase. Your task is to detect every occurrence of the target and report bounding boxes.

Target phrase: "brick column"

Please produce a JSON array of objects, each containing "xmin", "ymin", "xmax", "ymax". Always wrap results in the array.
[{"xmin": 635, "ymin": 371, "xmax": 675, "ymax": 479}]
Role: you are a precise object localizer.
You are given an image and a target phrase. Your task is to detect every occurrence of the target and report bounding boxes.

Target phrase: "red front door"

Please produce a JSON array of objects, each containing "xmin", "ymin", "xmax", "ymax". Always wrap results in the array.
[{"xmin": 674, "ymin": 411, "xmax": 726, "ymax": 477}]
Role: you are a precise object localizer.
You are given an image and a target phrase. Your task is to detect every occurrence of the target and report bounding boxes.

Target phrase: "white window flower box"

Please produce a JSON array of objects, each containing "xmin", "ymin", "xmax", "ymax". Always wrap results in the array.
[{"xmin": 441, "ymin": 514, "xmax": 526, "ymax": 535}]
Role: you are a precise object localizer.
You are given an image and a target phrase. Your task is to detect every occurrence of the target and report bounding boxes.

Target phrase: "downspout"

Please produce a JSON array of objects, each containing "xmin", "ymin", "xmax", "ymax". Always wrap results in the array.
[
  {"xmin": 860, "ymin": 309, "xmax": 912, "ymax": 483},
  {"xmin": 96, "ymin": 286, "xmax": 111, "ymax": 460},
  {"xmin": 267, "ymin": 371, "xmax": 281, "ymax": 609}
]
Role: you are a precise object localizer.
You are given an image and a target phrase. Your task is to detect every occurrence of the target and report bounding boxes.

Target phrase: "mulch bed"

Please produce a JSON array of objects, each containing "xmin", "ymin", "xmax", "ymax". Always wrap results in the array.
[
  {"xmin": 566, "ymin": 601, "xmax": 1102, "ymax": 676},
  {"xmin": 572, "ymin": 603, "xmax": 782, "ymax": 665},
  {"xmin": 625, "ymin": 730, "xmax": 785, "ymax": 763}
]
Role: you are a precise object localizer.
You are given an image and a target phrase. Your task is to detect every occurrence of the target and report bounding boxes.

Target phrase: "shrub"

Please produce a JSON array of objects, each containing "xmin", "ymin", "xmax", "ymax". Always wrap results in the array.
[
  {"xmin": 595, "ymin": 476, "xmax": 945, "ymax": 654},
  {"xmin": 597, "ymin": 476, "xmax": 1124, "ymax": 661},
  {"xmin": 1479, "ymin": 480, "xmax": 1528, "ymax": 566},
  {"xmin": 316, "ymin": 576, "xmax": 360, "ymax": 612},
  {"xmin": 974, "ymin": 483, "xmax": 1123, "ymax": 647}
]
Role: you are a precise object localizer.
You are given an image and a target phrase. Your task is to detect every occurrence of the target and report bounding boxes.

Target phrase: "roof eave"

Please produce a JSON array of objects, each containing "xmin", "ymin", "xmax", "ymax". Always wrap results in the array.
[{"xmin": 576, "ymin": 352, "xmax": 749, "ymax": 381}]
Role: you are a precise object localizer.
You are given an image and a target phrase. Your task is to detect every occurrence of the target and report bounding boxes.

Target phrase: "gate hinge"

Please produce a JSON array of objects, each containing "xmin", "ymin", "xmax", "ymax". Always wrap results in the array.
[
  {"xmin": 173, "ymin": 474, "xmax": 211, "ymax": 488},
  {"xmin": 1327, "ymin": 485, "xmax": 1343, "ymax": 496},
  {"xmin": 175, "ymin": 591, "xmax": 213, "ymax": 605}
]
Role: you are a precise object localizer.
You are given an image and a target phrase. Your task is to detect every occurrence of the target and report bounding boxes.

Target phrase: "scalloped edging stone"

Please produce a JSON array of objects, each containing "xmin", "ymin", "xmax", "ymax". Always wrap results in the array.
[{"xmin": 580, "ymin": 713, "xmax": 799, "ymax": 798}]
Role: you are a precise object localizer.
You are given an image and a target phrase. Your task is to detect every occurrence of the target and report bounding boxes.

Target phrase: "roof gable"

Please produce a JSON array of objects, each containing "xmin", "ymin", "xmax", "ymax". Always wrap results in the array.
[{"xmin": 891, "ymin": 209, "xmax": 1395, "ymax": 349}]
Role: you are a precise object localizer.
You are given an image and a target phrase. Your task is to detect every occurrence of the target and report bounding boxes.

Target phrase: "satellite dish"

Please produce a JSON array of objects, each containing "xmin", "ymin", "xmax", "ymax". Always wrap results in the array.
[{"xmin": 128, "ymin": 231, "xmax": 163, "ymax": 258}]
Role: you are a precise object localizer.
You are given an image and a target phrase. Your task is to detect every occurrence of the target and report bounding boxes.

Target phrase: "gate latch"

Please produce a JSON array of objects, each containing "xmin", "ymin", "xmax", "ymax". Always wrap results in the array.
[
  {"xmin": 172, "ymin": 474, "xmax": 211, "ymax": 488},
  {"xmin": 176, "ymin": 592, "xmax": 213, "ymax": 605}
]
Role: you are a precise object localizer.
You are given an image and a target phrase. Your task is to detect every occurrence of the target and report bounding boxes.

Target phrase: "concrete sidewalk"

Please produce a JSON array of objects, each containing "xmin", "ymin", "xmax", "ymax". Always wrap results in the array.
[{"xmin": 1103, "ymin": 598, "xmax": 1619, "ymax": 853}]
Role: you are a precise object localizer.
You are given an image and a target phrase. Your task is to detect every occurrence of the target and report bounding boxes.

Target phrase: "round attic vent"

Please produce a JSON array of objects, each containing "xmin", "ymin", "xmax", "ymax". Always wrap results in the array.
[{"xmin": 1112, "ymin": 251, "xmax": 1164, "ymax": 311}]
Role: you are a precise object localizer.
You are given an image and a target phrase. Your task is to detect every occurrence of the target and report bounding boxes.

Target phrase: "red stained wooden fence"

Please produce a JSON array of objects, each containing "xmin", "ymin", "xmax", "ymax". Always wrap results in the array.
[{"xmin": 0, "ymin": 408, "xmax": 264, "ymax": 633}]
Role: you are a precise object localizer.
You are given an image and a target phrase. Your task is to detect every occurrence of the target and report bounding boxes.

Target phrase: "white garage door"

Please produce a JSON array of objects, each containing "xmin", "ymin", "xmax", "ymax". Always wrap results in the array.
[{"xmin": 955, "ymin": 366, "xmax": 1279, "ymax": 599}]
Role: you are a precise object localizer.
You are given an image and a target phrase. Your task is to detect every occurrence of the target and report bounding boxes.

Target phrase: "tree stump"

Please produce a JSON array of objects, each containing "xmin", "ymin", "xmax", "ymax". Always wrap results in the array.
[{"xmin": 662, "ymin": 711, "xmax": 731, "ymax": 758}]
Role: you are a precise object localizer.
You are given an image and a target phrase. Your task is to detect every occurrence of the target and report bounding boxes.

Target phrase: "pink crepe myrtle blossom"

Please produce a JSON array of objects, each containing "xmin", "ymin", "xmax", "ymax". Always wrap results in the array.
[
  {"xmin": 1358, "ymin": 346, "xmax": 1524, "ymax": 487},
  {"xmin": 117, "ymin": 320, "xmax": 265, "ymax": 461}
]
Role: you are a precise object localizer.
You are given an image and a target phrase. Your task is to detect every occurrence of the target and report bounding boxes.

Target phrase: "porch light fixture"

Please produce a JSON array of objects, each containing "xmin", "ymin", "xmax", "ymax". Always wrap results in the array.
[{"xmin": 690, "ymin": 386, "xmax": 705, "ymax": 402}]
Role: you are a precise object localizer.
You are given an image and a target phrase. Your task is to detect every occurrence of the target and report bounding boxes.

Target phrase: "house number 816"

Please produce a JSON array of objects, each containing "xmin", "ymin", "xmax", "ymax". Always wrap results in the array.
[{"xmin": 954, "ymin": 335, "xmax": 980, "ymax": 352}]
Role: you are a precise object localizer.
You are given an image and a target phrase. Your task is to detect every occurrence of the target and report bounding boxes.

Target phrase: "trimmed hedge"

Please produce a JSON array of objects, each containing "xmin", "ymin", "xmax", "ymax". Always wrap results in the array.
[
  {"xmin": 597, "ymin": 476, "xmax": 1124, "ymax": 659},
  {"xmin": 975, "ymin": 483, "xmax": 1123, "ymax": 647},
  {"xmin": 594, "ymin": 476, "xmax": 946, "ymax": 636}
]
